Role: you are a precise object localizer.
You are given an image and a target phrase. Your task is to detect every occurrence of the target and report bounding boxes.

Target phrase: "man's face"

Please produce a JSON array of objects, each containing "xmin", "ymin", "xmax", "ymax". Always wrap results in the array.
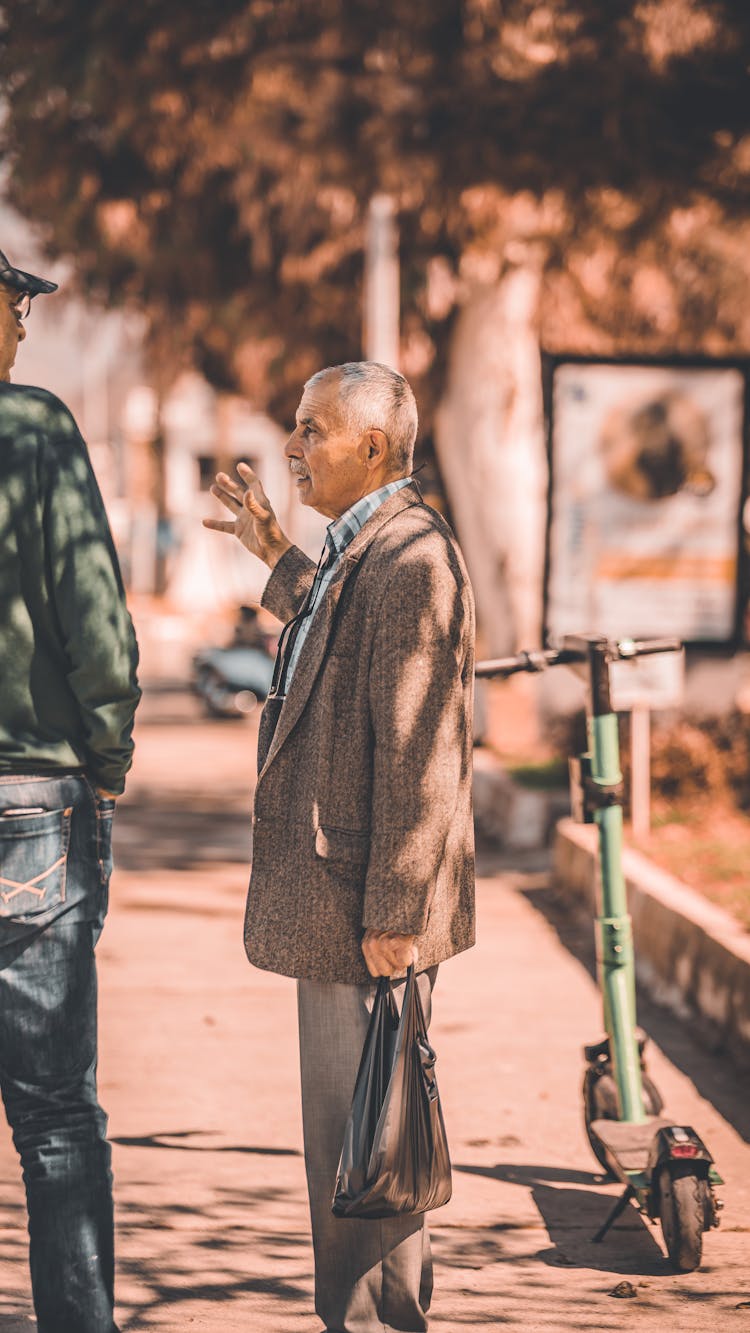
[
  {"xmin": 285, "ymin": 373, "xmax": 371, "ymax": 520},
  {"xmin": 0, "ymin": 283, "xmax": 26, "ymax": 382}
]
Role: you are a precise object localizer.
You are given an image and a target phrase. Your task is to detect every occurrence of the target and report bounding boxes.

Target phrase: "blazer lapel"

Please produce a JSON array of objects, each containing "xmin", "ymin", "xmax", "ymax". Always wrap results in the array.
[{"xmin": 257, "ymin": 482, "xmax": 421, "ymax": 781}]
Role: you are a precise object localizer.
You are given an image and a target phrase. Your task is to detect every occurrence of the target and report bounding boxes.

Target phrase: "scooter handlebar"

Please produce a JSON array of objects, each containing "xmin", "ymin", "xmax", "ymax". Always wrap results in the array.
[
  {"xmin": 616, "ymin": 636, "xmax": 682, "ymax": 659},
  {"xmin": 475, "ymin": 636, "xmax": 682, "ymax": 680},
  {"xmin": 475, "ymin": 648, "xmax": 577, "ymax": 679}
]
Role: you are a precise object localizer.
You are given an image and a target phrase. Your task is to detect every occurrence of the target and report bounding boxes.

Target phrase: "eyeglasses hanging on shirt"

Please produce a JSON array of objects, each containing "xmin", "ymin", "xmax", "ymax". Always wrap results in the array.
[
  {"xmin": 256, "ymin": 539, "xmax": 339, "ymax": 776},
  {"xmin": 268, "ymin": 535, "xmax": 339, "ymax": 703},
  {"xmin": 257, "ymin": 476, "xmax": 419, "ymax": 775}
]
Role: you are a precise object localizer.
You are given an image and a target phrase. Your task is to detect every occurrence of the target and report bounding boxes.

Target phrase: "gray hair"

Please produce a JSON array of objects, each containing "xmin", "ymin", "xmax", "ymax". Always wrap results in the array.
[{"xmin": 305, "ymin": 361, "xmax": 418, "ymax": 472}]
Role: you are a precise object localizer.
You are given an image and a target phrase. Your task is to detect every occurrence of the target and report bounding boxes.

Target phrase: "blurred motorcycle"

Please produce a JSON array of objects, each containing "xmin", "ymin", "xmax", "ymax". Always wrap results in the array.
[{"xmin": 192, "ymin": 606, "xmax": 276, "ymax": 719}]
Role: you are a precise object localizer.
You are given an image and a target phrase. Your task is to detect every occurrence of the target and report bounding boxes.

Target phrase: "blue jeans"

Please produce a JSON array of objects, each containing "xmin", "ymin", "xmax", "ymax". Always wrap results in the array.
[{"xmin": 0, "ymin": 773, "xmax": 118, "ymax": 1333}]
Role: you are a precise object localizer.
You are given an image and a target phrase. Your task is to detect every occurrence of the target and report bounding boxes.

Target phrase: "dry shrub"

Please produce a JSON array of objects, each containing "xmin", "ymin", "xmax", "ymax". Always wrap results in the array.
[
  {"xmin": 646, "ymin": 719, "xmax": 730, "ymax": 801},
  {"xmin": 704, "ymin": 714, "xmax": 750, "ymax": 809},
  {"xmin": 546, "ymin": 710, "xmax": 750, "ymax": 811}
]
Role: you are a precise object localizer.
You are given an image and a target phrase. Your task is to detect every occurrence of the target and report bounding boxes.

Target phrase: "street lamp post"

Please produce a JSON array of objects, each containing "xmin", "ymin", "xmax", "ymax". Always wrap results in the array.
[{"xmin": 363, "ymin": 194, "xmax": 400, "ymax": 369}]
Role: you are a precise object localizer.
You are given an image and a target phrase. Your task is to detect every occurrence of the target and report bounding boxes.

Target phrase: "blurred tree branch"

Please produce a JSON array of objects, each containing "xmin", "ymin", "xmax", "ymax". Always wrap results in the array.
[{"xmin": 3, "ymin": 0, "xmax": 750, "ymax": 425}]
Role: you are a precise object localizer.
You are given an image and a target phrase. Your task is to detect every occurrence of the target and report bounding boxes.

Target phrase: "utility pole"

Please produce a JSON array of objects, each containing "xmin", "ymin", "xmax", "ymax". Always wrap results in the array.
[
  {"xmin": 122, "ymin": 384, "xmax": 160, "ymax": 595},
  {"xmin": 363, "ymin": 194, "xmax": 400, "ymax": 369}
]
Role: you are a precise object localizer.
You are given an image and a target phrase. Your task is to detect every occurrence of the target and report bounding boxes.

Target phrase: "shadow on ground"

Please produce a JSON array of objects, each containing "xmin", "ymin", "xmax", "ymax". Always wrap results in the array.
[
  {"xmin": 0, "ymin": 1195, "xmax": 33, "ymax": 1329},
  {"xmin": 430, "ymin": 1223, "xmax": 664, "ymax": 1331},
  {"xmin": 113, "ymin": 805, "xmax": 251, "ymax": 871},
  {"xmin": 114, "ymin": 1184, "xmax": 313, "ymax": 1330},
  {"xmin": 111, "ymin": 1129, "xmax": 300, "ymax": 1157},
  {"xmin": 454, "ymin": 1160, "xmax": 670, "ymax": 1275}
]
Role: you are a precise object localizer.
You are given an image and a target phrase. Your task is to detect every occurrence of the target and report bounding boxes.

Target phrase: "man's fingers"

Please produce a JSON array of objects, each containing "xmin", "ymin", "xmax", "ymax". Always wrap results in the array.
[
  {"xmin": 237, "ymin": 462, "xmax": 266, "ymax": 498},
  {"xmin": 381, "ymin": 939, "xmax": 418, "ymax": 973},
  {"xmin": 237, "ymin": 460, "xmax": 261, "ymax": 488},
  {"xmin": 202, "ymin": 517, "xmax": 236, "ymax": 533},
  {"xmin": 384, "ymin": 945, "xmax": 410, "ymax": 971},
  {"xmin": 361, "ymin": 938, "xmax": 381, "ymax": 977},
  {"xmin": 361, "ymin": 936, "xmax": 390, "ymax": 978},
  {"xmin": 379, "ymin": 938, "xmax": 400, "ymax": 963},
  {"xmin": 210, "ymin": 480, "xmax": 243, "ymax": 513},
  {"xmin": 238, "ymin": 461, "xmax": 273, "ymax": 510},
  {"xmin": 243, "ymin": 489, "xmax": 269, "ymax": 517},
  {"xmin": 209, "ymin": 464, "xmax": 275, "ymax": 528},
  {"xmin": 361, "ymin": 929, "xmax": 418, "ymax": 978}
]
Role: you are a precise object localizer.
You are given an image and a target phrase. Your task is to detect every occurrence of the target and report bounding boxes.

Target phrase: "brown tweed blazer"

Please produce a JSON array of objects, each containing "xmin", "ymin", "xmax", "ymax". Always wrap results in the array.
[{"xmin": 245, "ymin": 482, "xmax": 476, "ymax": 984}]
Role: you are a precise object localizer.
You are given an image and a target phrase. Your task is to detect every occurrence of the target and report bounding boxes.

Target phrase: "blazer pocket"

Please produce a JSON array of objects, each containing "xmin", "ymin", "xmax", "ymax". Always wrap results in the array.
[
  {"xmin": 315, "ymin": 825, "xmax": 369, "ymax": 864},
  {"xmin": 0, "ymin": 806, "xmax": 72, "ymax": 924}
]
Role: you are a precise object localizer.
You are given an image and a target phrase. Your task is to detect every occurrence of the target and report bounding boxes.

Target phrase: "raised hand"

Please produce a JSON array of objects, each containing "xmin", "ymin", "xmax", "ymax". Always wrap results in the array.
[{"xmin": 203, "ymin": 462, "xmax": 291, "ymax": 570}]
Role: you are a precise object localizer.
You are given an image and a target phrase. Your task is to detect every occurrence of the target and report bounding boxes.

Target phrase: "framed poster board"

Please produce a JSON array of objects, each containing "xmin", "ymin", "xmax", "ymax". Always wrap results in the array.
[{"xmin": 544, "ymin": 359, "xmax": 747, "ymax": 645}]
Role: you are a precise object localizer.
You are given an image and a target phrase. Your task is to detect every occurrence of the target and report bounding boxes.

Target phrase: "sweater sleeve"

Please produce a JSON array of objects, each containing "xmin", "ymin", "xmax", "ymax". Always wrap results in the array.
[
  {"xmin": 41, "ymin": 404, "xmax": 141, "ymax": 795},
  {"xmin": 363, "ymin": 532, "xmax": 473, "ymax": 934}
]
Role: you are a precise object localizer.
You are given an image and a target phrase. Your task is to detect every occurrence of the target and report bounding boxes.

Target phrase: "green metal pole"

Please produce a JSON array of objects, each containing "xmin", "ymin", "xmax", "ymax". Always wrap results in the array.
[{"xmin": 589, "ymin": 712, "xmax": 646, "ymax": 1124}]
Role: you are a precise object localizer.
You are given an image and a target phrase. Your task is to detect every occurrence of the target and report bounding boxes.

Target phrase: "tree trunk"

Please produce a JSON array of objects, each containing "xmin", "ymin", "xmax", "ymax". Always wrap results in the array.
[{"xmin": 434, "ymin": 258, "xmax": 548, "ymax": 657}]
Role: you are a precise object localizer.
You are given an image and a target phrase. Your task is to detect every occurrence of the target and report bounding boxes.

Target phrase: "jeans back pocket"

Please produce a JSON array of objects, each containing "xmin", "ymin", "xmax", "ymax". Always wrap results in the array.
[{"xmin": 0, "ymin": 806, "xmax": 72, "ymax": 924}]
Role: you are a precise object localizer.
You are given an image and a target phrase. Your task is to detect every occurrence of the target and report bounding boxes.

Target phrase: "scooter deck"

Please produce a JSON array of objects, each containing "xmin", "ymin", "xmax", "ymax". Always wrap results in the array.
[{"xmin": 591, "ymin": 1117, "xmax": 678, "ymax": 1171}]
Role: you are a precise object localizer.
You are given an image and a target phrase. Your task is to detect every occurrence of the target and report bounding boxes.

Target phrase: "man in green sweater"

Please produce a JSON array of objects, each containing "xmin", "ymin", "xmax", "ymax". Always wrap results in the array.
[{"xmin": 0, "ymin": 248, "xmax": 141, "ymax": 1332}]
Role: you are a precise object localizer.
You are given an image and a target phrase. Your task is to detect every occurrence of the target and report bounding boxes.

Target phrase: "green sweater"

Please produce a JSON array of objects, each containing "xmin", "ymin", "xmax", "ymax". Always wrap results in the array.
[{"xmin": 0, "ymin": 382, "xmax": 141, "ymax": 794}]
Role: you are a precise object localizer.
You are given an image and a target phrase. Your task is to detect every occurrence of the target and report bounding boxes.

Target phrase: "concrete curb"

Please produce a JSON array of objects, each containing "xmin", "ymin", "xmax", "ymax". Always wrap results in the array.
[
  {"xmin": 473, "ymin": 749, "xmax": 570, "ymax": 850},
  {"xmin": 553, "ymin": 818, "xmax": 750, "ymax": 1069}
]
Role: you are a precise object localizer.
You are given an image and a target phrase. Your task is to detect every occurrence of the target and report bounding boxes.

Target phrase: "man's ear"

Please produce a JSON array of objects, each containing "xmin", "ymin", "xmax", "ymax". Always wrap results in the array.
[{"xmin": 365, "ymin": 428, "xmax": 389, "ymax": 468}]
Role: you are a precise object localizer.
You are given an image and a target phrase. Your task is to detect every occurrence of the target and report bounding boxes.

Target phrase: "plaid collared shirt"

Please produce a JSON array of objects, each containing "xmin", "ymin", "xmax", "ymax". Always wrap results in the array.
[{"xmin": 284, "ymin": 477, "xmax": 411, "ymax": 687}]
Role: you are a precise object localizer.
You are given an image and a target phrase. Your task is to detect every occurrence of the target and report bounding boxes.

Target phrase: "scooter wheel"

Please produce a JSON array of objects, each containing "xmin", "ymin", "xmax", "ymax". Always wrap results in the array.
[{"xmin": 659, "ymin": 1164, "xmax": 708, "ymax": 1272}]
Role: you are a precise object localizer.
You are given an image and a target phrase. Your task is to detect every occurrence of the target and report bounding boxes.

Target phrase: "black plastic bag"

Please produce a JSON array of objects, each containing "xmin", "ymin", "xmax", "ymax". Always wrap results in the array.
[{"xmin": 332, "ymin": 965, "xmax": 452, "ymax": 1219}]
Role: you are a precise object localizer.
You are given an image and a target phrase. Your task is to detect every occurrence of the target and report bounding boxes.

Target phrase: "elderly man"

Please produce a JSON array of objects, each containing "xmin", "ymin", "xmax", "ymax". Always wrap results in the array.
[
  {"xmin": 205, "ymin": 361, "xmax": 475, "ymax": 1333},
  {"xmin": 0, "ymin": 249, "xmax": 140, "ymax": 1332}
]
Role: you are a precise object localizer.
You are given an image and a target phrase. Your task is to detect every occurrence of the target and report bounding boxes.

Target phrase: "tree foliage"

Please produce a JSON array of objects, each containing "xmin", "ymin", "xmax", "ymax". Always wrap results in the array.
[{"xmin": 3, "ymin": 0, "xmax": 750, "ymax": 424}]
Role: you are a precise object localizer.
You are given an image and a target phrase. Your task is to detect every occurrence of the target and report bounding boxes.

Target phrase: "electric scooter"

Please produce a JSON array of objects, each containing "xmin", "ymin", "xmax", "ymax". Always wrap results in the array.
[{"xmin": 475, "ymin": 632, "xmax": 724, "ymax": 1272}]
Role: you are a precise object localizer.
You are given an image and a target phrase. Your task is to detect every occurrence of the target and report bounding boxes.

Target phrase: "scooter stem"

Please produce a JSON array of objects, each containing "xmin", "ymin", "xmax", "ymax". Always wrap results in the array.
[{"xmin": 585, "ymin": 649, "xmax": 646, "ymax": 1124}]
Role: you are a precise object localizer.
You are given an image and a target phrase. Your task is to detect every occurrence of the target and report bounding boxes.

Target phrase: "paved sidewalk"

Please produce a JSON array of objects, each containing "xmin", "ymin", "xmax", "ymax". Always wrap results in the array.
[{"xmin": 0, "ymin": 696, "xmax": 749, "ymax": 1331}]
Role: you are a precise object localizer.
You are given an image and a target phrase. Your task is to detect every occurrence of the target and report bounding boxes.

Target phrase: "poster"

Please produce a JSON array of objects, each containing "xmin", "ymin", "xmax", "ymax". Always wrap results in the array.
[{"xmin": 546, "ymin": 362, "xmax": 745, "ymax": 643}]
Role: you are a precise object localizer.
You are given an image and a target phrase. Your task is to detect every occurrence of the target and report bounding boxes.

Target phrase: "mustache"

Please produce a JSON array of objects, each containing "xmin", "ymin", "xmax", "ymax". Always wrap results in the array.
[{"xmin": 289, "ymin": 460, "xmax": 308, "ymax": 476}]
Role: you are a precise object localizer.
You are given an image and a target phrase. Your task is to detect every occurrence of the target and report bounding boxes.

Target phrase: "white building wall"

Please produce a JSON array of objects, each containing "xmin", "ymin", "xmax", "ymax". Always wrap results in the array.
[{"xmin": 162, "ymin": 373, "xmax": 327, "ymax": 612}]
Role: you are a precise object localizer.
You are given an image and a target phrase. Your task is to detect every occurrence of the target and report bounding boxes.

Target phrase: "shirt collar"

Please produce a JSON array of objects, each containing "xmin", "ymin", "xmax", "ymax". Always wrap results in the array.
[{"xmin": 326, "ymin": 477, "xmax": 412, "ymax": 557}]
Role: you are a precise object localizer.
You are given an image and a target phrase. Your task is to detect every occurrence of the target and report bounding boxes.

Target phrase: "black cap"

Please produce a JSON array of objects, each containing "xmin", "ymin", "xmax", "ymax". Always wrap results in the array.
[{"xmin": 0, "ymin": 248, "xmax": 58, "ymax": 297}]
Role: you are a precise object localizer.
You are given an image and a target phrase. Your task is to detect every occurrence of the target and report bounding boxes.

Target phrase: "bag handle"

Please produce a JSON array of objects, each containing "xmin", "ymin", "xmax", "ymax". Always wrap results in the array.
[{"xmin": 383, "ymin": 964, "xmax": 430, "ymax": 1041}]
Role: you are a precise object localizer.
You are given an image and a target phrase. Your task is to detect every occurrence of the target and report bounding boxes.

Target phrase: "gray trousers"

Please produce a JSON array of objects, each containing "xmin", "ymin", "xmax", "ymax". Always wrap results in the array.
[{"xmin": 297, "ymin": 970, "xmax": 436, "ymax": 1333}]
